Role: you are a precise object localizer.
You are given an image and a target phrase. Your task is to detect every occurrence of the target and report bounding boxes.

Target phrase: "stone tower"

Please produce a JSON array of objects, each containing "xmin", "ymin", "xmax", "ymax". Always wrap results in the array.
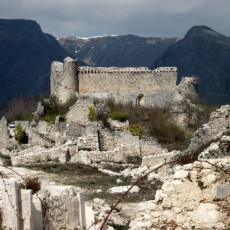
[{"xmin": 50, "ymin": 57, "xmax": 78, "ymax": 103}]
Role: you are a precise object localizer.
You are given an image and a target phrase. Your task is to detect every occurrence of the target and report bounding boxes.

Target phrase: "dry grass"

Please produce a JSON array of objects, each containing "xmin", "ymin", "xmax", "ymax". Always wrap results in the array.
[
  {"xmin": 19, "ymin": 177, "xmax": 41, "ymax": 194},
  {"xmin": 24, "ymin": 162, "xmax": 162, "ymax": 202}
]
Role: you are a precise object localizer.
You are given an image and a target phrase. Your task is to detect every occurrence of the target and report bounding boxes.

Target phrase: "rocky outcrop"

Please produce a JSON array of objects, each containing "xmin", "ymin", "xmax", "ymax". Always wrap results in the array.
[
  {"xmin": 199, "ymin": 135, "xmax": 230, "ymax": 159},
  {"xmin": 184, "ymin": 105, "xmax": 230, "ymax": 157},
  {"xmin": 177, "ymin": 77, "xmax": 199, "ymax": 103}
]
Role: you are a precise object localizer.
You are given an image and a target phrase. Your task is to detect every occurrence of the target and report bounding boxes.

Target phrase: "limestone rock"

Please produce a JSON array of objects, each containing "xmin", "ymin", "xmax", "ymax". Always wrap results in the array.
[
  {"xmin": 177, "ymin": 77, "xmax": 199, "ymax": 103},
  {"xmin": 108, "ymin": 118, "xmax": 129, "ymax": 131},
  {"xmin": 191, "ymin": 203, "xmax": 219, "ymax": 225},
  {"xmin": 34, "ymin": 102, "xmax": 44, "ymax": 116},
  {"xmin": 0, "ymin": 117, "xmax": 9, "ymax": 148},
  {"xmin": 10, "ymin": 145, "xmax": 71, "ymax": 166},
  {"xmin": 186, "ymin": 105, "xmax": 230, "ymax": 157},
  {"xmin": 108, "ymin": 185, "xmax": 140, "ymax": 194},
  {"xmin": 66, "ymin": 98, "xmax": 93, "ymax": 123}
]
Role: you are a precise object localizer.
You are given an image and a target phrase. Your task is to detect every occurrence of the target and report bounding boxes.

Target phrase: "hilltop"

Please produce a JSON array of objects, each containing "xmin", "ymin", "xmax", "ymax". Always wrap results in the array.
[
  {"xmin": 0, "ymin": 19, "xmax": 72, "ymax": 107},
  {"xmin": 151, "ymin": 26, "xmax": 230, "ymax": 104}
]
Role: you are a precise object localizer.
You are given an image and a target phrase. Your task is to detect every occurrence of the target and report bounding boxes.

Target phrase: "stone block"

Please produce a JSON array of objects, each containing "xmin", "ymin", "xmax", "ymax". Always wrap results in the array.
[
  {"xmin": 183, "ymin": 163, "xmax": 193, "ymax": 171},
  {"xmin": 108, "ymin": 185, "xmax": 140, "ymax": 194},
  {"xmin": 85, "ymin": 204, "xmax": 95, "ymax": 230},
  {"xmin": 161, "ymin": 182, "xmax": 175, "ymax": 192},
  {"xmin": 192, "ymin": 203, "xmax": 219, "ymax": 225},
  {"xmin": 216, "ymin": 184, "xmax": 230, "ymax": 199},
  {"xmin": 201, "ymin": 161, "xmax": 213, "ymax": 169},
  {"xmin": 32, "ymin": 195, "xmax": 43, "ymax": 230},
  {"xmin": 21, "ymin": 189, "xmax": 33, "ymax": 230},
  {"xmin": 173, "ymin": 170, "xmax": 189, "ymax": 180},
  {"xmin": 78, "ymin": 193, "xmax": 86, "ymax": 230},
  {"xmin": 1, "ymin": 178, "xmax": 20, "ymax": 229}
]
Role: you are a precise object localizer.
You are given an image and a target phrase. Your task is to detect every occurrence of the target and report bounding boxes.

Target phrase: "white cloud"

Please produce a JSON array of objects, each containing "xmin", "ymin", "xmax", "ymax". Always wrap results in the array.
[{"xmin": 0, "ymin": 0, "xmax": 229, "ymax": 38}]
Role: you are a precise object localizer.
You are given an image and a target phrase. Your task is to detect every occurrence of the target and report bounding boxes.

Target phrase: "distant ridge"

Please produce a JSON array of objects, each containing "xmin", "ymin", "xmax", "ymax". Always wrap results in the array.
[
  {"xmin": 58, "ymin": 34, "xmax": 178, "ymax": 67},
  {"xmin": 151, "ymin": 26, "xmax": 230, "ymax": 105}
]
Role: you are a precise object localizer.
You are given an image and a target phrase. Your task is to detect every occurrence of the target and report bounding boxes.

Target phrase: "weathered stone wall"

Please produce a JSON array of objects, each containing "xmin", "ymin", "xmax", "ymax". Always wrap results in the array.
[
  {"xmin": 77, "ymin": 66, "xmax": 177, "ymax": 106},
  {"xmin": 10, "ymin": 145, "xmax": 70, "ymax": 166},
  {"xmin": 129, "ymin": 159, "xmax": 230, "ymax": 229},
  {"xmin": 51, "ymin": 57, "xmax": 178, "ymax": 106}
]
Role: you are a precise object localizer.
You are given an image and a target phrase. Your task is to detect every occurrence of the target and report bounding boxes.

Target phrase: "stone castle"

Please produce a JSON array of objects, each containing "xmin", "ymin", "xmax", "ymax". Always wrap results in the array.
[{"xmin": 51, "ymin": 57, "xmax": 180, "ymax": 106}]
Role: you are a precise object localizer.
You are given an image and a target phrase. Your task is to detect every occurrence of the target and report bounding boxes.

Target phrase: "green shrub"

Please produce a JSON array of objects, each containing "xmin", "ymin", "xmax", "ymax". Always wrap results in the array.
[
  {"xmin": 88, "ymin": 106, "xmax": 96, "ymax": 121},
  {"xmin": 109, "ymin": 112, "xmax": 129, "ymax": 122},
  {"xmin": 15, "ymin": 123, "xmax": 28, "ymax": 144},
  {"xmin": 129, "ymin": 124, "xmax": 143, "ymax": 138},
  {"xmin": 42, "ymin": 114, "xmax": 57, "ymax": 125}
]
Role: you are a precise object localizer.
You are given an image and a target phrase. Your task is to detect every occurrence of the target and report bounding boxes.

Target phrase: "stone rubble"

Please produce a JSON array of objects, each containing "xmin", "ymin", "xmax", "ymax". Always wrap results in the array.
[
  {"xmin": 128, "ymin": 158, "xmax": 230, "ymax": 229},
  {"xmin": 1, "ymin": 72, "xmax": 230, "ymax": 230}
]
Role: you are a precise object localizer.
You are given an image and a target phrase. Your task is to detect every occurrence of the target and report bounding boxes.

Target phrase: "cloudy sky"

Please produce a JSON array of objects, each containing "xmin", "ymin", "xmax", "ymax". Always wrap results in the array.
[{"xmin": 0, "ymin": 0, "xmax": 229, "ymax": 39}]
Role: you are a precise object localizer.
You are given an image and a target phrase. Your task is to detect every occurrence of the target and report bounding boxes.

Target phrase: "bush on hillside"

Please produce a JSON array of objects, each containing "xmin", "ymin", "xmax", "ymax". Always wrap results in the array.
[
  {"xmin": 129, "ymin": 124, "xmax": 143, "ymax": 138},
  {"xmin": 88, "ymin": 106, "xmax": 96, "ymax": 121},
  {"xmin": 109, "ymin": 112, "xmax": 129, "ymax": 122},
  {"xmin": 15, "ymin": 123, "xmax": 28, "ymax": 144}
]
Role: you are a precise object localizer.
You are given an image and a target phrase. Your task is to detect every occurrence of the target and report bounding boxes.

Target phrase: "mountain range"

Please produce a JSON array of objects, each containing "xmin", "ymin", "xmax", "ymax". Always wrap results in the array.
[
  {"xmin": 0, "ymin": 19, "xmax": 229, "ymax": 106},
  {"xmin": 58, "ymin": 35, "xmax": 178, "ymax": 67},
  {"xmin": 151, "ymin": 26, "xmax": 230, "ymax": 104}
]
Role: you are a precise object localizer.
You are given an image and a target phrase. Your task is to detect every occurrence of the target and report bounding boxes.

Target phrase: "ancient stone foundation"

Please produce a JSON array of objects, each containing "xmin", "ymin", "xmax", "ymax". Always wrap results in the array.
[{"xmin": 0, "ymin": 178, "xmax": 86, "ymax": 230}]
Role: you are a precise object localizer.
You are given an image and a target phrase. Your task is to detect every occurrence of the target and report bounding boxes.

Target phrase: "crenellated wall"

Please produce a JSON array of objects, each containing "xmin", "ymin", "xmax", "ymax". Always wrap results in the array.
[{"xmin": 51, "ymin": 57, "xmax": 178, "ymax": 106}]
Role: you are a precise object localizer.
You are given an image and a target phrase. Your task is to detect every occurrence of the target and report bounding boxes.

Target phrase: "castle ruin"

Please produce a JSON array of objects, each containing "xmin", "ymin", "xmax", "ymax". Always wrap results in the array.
[{"xmin": 51, "ymin": 57, "xmax": 180, "ymax": 107}]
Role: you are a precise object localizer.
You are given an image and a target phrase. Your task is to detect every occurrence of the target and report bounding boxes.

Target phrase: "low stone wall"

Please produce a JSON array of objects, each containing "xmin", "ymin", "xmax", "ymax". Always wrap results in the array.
[{"xmin": 10, "ymin": 145, "xmax": 69, "ymax": 166}]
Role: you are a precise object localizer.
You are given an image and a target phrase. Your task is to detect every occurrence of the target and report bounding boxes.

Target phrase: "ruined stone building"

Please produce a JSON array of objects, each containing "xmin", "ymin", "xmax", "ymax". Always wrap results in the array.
[{"xmin": 51, "ymin": 57, "xmax": 180, "ymax": 106}]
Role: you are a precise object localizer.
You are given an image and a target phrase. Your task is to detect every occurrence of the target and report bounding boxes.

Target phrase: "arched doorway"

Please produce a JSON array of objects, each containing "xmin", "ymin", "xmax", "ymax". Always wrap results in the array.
[{"xmin": 136, "ymin": 94, "xmax": 144, "ymax": 106}]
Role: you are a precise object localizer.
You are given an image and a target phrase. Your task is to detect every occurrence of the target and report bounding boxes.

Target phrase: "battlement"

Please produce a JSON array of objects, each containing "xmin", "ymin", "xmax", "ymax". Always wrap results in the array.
[{"xmin": 78, "ymin": 66, "xmax": 177, "ymax": 74}]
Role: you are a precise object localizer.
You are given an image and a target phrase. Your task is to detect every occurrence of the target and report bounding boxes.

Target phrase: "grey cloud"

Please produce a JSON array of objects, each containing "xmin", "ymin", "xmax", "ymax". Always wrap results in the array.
[{"xmin": 0, "ymin": 0, "xmax": 229, "ymax": 38}]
